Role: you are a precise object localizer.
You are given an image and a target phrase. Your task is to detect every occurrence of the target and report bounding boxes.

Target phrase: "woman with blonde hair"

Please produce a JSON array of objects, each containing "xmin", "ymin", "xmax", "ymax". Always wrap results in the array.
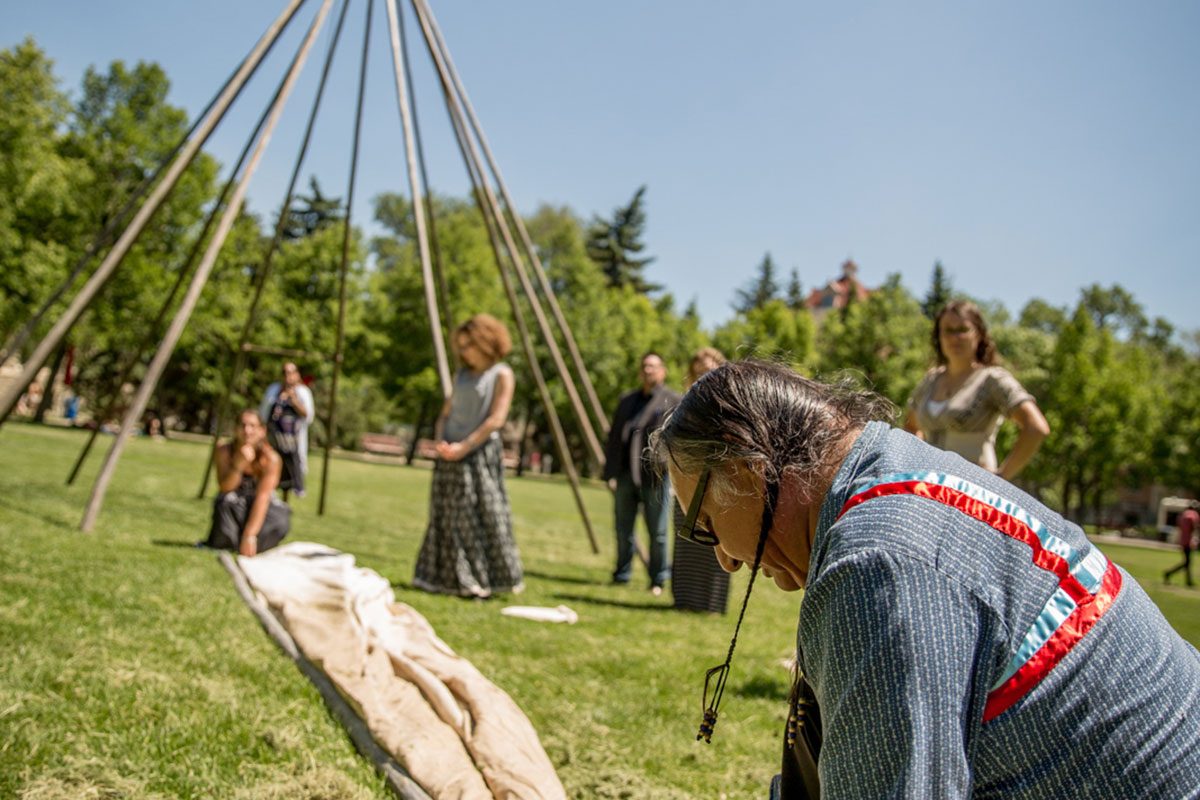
[
  {"xmin": 904, "ymin": 300, "xmax": 1049, "ymax": 480},
  {"xmin": 414, "ymin": 314, "xmax": 523, "ymax": 597},
  {"xmin": 670, "ymin": 347, "xmax": 731, "ymax": 613}
]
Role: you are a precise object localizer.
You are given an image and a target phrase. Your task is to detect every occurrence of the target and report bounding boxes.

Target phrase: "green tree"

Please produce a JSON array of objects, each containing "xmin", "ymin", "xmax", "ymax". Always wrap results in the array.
[
  {"xmin": 59, "ymin": 58, "xmax": 220, "ymax": 424},
  {"xmin": 921, "ymin": 260, "xmax": 953, "ymax": 320},
  {"xmin": 527, "ymin": 203, "xmax": 706, "ymax": 465},
  {"xmin": 0, "ymin": 38, "xmax": 88, "ymax": 340},
  {"xmin": 1017, "ymin": 298, "xmax": 1068, "ymax": 335},
  {"xmin": 1139, "ymin": 316, "xmax": 1176, "ymax": 353},
  {"xmin": 785, "ymin": 269, "xmax": 804, "ymax": 311},
  {"xmin": 733, "ymin": 252, "xmax": 781, "ymax": 313},
  {"xmin": 1079, "ymin": 283, "xmax": 1146, "ymax": 337},
  {"xmin": 1153, "ymin": 346, "xmax": 1200, "ymax": 492},
  {"xmin": 713, "ymin": 299, "xmax": 814, "ymax": 369},
  {"xmin": 1037, "ymin": 304, "xmax": 1114, "ymax": 520},
  {"xmin": 585, "ymin": 185, "xmax": 660, "ymax": 293},
  {"xmin": 284, "ymin": 176, "xmax": 344, "ymax": 240},
  {"xmin": 816, "ymin": 273, "xmax": 929, "ymax": 406},
  {"xmin": 363, "ymin": 192, "xmax": 508, "ymax": 425}
]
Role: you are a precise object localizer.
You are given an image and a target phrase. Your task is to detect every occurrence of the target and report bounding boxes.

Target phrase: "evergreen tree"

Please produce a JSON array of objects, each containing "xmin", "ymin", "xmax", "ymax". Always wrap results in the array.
[
  {"xmin": 921, "ymin": 260, "xmax": 953, "ymax": 319},
  {"xmin": 585, "ymin": 185, "xmax": 659, "ymax": 293},
  {"xmin": 786, "ymin": 268, "xmax": 805, "ymax": 311},
  {"xmin": 285, "ymin": 176, "xmax": 344, "ymax": 240},
  {"xmin": 734, "ymin": 252, "xmax": 780, "ymax": 312}
]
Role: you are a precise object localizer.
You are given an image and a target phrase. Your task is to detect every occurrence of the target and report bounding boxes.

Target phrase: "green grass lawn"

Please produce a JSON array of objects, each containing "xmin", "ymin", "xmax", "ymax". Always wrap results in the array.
[{"xmin": 2, "ymin": 423, "xmax": 1198, "ymax": 799}]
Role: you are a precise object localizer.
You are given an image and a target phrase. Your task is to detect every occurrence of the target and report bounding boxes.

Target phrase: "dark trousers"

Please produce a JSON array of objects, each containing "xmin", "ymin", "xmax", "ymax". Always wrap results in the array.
[
  {"xmin": 207, "ymin": 491, "xmax": 290, "ymax": 553},
  {"xmin": 1164, "ymin": 546, "xmax": 1194, "ymax": 587},
  {"xmin": 612, "ymin": 473, "xmax": 670, "ymax": 586}
]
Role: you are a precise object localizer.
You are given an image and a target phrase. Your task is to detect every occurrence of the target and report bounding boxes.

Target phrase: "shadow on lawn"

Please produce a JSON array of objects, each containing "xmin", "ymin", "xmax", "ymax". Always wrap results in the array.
[
  {"xmin": 731, "ymin": 674, "xmax": 789, "ymax": 702},
  {"xmin": 0, "ymin": 488, "xmax": 76, "ymax": 532},
  {"xmin": 151, "ymin": 539, "xmax": 203, "ymax": 549},
  {"xmin": 521, "ymin": 568, "xmax": 600, "ymax": 586},
  {"xmin": 551, "ymin": 591, "xmax": 672, "ymax": 612}
]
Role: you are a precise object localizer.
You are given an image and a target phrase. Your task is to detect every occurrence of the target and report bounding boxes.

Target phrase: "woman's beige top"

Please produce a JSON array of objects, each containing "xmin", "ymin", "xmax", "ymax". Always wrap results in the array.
[{"xmin": 907, "ymin": 365, "xmax": 1033, "ymax": 471}]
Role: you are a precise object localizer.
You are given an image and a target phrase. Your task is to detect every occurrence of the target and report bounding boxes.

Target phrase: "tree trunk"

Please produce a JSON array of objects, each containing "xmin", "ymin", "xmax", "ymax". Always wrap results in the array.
[
  {"xmin": 1061, "ymin": 474, "xmax": 1072, "ymax": 522},
  {"xmin": 33, "ymin": 344, "xmax": 68, "ymax": 423},
  {"xmin": 406, "ymin": 398, "xmax": 432, "ymax": 466},
  {"xmin": 515, "ymin": 395, "xmax": 534, "ymax": 477}
]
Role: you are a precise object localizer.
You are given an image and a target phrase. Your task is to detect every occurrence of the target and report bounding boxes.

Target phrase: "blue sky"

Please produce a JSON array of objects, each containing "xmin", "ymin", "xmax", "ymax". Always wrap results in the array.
[{"xmin": 8, "ymin": 1, "xmax": 1199, "ymax": 333}]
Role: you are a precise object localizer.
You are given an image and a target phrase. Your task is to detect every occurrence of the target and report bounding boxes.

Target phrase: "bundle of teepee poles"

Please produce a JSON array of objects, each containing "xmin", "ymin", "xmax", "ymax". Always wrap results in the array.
[{"xmin": 0, "ymin": 0, "xmax": 608, "ymax": 550}]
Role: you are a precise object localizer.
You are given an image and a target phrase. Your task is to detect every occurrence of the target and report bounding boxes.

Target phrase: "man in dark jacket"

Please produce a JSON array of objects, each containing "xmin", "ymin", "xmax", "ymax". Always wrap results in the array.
[{"xmin": 603, "ymin": 352, "xmax": 680, "ymax": 593}]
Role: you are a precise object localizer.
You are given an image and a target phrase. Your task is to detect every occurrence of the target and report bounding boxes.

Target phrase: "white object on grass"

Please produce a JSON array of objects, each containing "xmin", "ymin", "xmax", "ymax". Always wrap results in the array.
[{"xmin": 500, "ymin": 605, "xmax": 579, "ymax": 624}]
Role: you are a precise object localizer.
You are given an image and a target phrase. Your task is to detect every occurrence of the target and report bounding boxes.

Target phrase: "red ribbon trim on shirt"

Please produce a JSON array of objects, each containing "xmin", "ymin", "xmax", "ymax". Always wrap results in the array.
[{"xmin": 838, "ymin": 478, "xmax": 1121, "ymax": 723}]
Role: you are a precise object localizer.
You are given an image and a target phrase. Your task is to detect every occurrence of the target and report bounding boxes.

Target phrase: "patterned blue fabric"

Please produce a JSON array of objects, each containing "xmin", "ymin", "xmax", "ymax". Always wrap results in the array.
[{"xmin": 796, "ymin": 422, "xmax": 1200, "ymax": 799}]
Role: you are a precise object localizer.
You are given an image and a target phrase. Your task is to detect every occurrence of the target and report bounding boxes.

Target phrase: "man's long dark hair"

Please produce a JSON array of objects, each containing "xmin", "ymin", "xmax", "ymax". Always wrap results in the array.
[{"xmin": 653, "ymin": 360, "xmax": 894, "ymax": 499}]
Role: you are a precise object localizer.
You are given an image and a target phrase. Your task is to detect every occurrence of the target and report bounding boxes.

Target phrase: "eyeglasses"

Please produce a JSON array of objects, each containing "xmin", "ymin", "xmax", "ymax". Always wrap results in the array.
[{"xmin": 678, "ymin": 469, "xmax": 718, "ymax": 546}]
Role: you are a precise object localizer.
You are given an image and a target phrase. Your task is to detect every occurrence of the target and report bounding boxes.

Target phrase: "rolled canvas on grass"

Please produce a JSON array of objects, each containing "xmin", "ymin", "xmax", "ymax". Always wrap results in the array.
[{"xmin": 231, "ymin": 542, "xmax": 565, "ymax": 800}]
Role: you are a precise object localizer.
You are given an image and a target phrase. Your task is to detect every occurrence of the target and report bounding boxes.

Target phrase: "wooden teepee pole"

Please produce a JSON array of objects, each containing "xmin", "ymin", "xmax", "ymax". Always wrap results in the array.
[
  {"xmin": 0, "ymin": 0, "xmax": 309, "ymax": 428},
  {"xmin": 418, "ymin": 2, "xmax": 611, "ymax": 438},
  {"xmin": 68, "ymin": 173, "xmax": 235, "ymax": 486},
  {"xmin": 411, "ymin": 0, "xmax": 604, "ymax": 468},
  {"xmin": 393, "ymin": 1, "xmax": 456, "ymax": 373},
  {"xmin": 317, "ymin": 0, "xmax": 373, "ymax": 517},
  {"xmin": 383, "ymin": 0, "xmax": 451, "ymax": 398},
  {"xmin": 81, "ymin": 0, "xmax": 335, "ymax": 532},
  {"xmin": 68, "ymin": 4, "xmax": 320, "ymax": 488},
  {"xmin": 197, "ymin": 0, "xmax": 354, "ymax": 502},
  {"xmin": 410, "ymin": 0, "xmax": 599, "ymax": 554}
]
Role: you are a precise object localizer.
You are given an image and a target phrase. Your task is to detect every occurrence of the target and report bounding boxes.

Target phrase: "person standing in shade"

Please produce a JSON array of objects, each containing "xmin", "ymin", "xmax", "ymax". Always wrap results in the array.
[
  {"xmin": 671, "ymin": 347, "xmax": 731, "ymax": 613},
  {"xmin": 1164, "ymin": 501, "xmax": 1199, "ymax": 587},
  {"xmin": 414, "ymin": 314, "xmax": 524, "ymax": 598},
  {"xmin": 204, "ymin": 409, "xmax": 290, "ymax": 556},
  {"xmin": 603, "ymin": 352, "xmax": 680, "ymax": 595},
  {"xmin": 260, "ymin": 361, "xmax": 315, "ymax": 498},
  {"xmin": 904, "ymin": 300, "xmax": 1049, "ymax": 480}
]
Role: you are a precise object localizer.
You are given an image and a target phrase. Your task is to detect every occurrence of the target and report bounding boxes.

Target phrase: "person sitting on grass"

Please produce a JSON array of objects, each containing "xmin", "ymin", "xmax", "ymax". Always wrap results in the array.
[{"xmin": 202, "ymin": 409, "xmax": 291, "ymax": 557}]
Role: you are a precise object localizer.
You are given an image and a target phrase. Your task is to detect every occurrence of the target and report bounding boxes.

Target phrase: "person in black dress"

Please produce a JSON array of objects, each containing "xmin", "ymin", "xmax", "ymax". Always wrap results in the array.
[{"xmin": 204, "ymin": 409, "xmax": 290, "ymax": 556}]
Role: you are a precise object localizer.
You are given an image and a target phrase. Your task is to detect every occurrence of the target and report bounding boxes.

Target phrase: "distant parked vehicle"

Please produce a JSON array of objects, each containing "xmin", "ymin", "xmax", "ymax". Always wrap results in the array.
[{"xmin": 1157, "ymin": 496, "xmax": 1197, "ymax": 544}]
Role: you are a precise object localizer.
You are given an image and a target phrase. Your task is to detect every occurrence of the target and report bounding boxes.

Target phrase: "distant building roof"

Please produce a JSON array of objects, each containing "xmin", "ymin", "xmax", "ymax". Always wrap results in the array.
[{"xmin": 804, "ymin": 259, "xmax": 873, "ymax": 317}]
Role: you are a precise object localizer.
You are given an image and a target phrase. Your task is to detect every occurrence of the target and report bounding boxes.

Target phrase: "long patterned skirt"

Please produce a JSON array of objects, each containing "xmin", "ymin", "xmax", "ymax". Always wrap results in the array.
[{"xmin": 414, "ymin": 437, "xmax": 524, "ymax": 598}]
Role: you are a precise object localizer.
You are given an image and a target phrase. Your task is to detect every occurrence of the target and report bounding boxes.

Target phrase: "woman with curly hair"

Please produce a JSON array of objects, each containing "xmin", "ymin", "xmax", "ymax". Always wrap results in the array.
[
  {"xmin": 414, "ymin": 314, "xmax": 523, "ymax": 598},
  {"xmin": 904, "ymin": 300, "xmax": 1049, "ymax": 480}
]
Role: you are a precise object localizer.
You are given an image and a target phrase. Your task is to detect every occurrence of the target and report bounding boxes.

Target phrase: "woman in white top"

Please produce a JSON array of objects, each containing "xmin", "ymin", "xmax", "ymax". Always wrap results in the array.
[{"xmin": 903, "ymin": 300, "xmax": 1049, "ymax": 480}]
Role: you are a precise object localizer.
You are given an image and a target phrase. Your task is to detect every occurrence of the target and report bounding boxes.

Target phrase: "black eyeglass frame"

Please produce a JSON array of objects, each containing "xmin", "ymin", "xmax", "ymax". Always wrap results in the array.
[{"xmin": 678, "ymin": 468, "xmax": 718, "ymax": 546}]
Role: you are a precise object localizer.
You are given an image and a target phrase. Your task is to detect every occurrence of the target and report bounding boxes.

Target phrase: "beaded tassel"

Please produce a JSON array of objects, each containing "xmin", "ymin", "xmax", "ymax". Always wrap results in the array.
[
  {"xmin": 697, "ymin": 708, "xmax": 718, "ymax": 743},
  {"xmin": 785, "ymin": 699, "xmax": 799, "ymax": 748}
]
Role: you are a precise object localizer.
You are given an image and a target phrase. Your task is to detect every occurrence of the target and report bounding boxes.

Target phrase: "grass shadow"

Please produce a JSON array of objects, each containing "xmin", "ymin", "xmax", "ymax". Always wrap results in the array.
[
  {"xmin": 151, "ymin": 539, "xmax": 204, "ymax": 549},
  {"xmin": 0, "ymin": 492, "xmax": 77, "ymax": 532},
  {"xmin": 522, "ymin": 568, "xmax": 602, "ymax": 587},
  {"xmin": 551, "ymin": 592, "xmax": 672, "ymax": 612},
  {"xmin": 731, "ymin": 674, "xmax": 789, "ymax": 702}
]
